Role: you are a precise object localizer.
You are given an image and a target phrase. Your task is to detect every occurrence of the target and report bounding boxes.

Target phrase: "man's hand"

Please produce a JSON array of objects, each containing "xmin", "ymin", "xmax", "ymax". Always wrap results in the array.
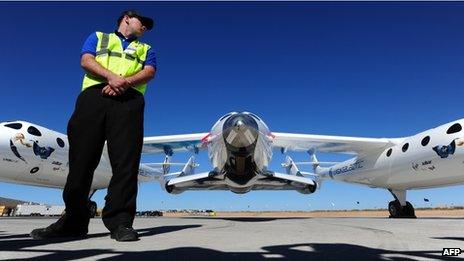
[
  {"xmin": 102, "ymin": 85, "xmax": 118, "ymax": 96},
  {"xmin": 107, "ymin": 74, "xmax": 130, "ymax": 95},
  {"xmin": 102, "ymin": 77, "xmax": 134, "ymax": 96}
]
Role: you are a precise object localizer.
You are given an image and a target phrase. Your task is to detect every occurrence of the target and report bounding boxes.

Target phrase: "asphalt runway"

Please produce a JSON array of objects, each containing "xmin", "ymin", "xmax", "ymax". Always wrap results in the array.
[{"xmin": 0, "ymin": 216, "xmax": 463, "ymax": 260}]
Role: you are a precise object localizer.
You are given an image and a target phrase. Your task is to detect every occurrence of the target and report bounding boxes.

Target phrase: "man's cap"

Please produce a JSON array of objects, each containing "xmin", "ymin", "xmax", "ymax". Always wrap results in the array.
[{"xmin": 118, "ymin": 10, "xmax": 154, "ymax": 30}]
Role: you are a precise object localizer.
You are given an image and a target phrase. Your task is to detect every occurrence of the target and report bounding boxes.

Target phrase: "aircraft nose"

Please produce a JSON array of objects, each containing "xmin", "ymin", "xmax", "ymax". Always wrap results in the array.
[
  {"xmin": 222, "ymin": 113, "xmax": 259, "ymax": 148},
  {"xmin": 234, "ymin": 120, "xmax": 245, "ymax": 130}
]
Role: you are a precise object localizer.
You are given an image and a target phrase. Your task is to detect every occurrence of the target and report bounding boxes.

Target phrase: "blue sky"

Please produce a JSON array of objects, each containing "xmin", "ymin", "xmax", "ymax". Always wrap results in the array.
[{"xmin": 1, "ymin": 2, "xmax": 464, "ymax": 211}]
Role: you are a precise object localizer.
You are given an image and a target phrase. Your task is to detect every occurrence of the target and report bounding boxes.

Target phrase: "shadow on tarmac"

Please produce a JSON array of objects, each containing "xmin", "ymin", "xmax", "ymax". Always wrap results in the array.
[
  {"xmin": 0, "ymin": 225, "xmax": 201, "ymax": 253},
  {"xmin": 1, "ymin": 242, "xmax": 450, "ymax": 260},
  {"xmin": 432, "ymin": 236, "xmax": 464, "ymax": 242},
  {"xmin": 0, "ymin": 224, "xmax": 454, "ymax": 260}
]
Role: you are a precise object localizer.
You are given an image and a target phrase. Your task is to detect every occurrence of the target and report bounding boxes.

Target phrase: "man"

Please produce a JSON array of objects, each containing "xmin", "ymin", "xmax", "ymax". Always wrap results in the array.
[{"xmin": 30, "ymin": 10, "xmax": 156, "ymax": 242}]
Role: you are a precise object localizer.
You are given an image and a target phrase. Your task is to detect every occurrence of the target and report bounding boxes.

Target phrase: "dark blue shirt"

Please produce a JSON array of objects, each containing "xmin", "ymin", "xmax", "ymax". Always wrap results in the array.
[{"xmin": 81, "ymin": 31, "xmax": 157, "ymax": 69}]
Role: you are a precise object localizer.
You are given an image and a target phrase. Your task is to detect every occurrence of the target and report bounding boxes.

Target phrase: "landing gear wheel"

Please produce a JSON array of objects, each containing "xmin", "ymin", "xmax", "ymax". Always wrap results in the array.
[
  {"xmin": 388, "ymin": 200, "xmax": 416, "ymax": 218},
  {"xmin": 88, "ymin": 201, "xmax": 97, "ymax": 218},
  {"xmin": 388, "ymin": 200, "xmax": 402, "ymax": 218},
  {"xmin": 403, "ymin": 201, "xmax": 416, "ymax": 218}
]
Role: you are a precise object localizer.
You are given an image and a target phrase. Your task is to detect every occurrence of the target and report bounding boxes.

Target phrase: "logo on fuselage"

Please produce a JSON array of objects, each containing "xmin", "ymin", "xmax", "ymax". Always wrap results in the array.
[{"xmin": 329, "ymin": 160, "xmax": 364, "ymax": 177}]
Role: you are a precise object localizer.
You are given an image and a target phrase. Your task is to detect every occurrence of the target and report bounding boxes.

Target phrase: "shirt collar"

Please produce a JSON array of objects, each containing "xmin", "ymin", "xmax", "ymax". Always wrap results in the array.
[{"xmin": 114, "ymin": 30, "xmax": 137, "ymax": 42}]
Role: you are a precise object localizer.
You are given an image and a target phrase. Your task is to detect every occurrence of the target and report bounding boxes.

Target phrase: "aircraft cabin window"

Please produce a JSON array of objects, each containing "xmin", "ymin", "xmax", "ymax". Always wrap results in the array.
[
  {"xmin": 402, "ymin": 143, "xmax": 409, "ymax": 152},
  {"xmin": 27, "ymin": 126, "xmax": 42, "ymax": 137},
  {"xmin": 4, "ymin": 123, "xmax": 22, "ymax": 130},
  {"xmin": 386, "ymin": 148, "xmax": 392, "ymax": 157},
  {"xmin": 56, "ymin": 138, "xmax": 65, "ymax": 148},
  {"xmin": 447, "ymin": 123, "xmax": 462, "ymax": 134},
  {"xmin": 421, "ymin": 136, "xmax": 430, "ymax": 146}
]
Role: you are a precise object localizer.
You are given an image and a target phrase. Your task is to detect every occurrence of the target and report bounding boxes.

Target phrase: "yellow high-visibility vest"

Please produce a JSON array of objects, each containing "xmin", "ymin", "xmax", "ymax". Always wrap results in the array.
[{"xmin": 81, "ymin": 32, "xmax": 151, "ymax": 94}]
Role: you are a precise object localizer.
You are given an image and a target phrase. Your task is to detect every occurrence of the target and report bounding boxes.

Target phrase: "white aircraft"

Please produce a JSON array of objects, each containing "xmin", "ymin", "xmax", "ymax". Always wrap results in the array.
[{"xmin": 0, "ymin": 111, "xmax": 463, "ymax": 218}]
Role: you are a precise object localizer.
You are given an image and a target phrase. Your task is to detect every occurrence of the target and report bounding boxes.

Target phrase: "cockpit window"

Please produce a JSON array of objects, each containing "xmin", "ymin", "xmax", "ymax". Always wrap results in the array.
[
  {"xmin": 219, "ymin": 113, "xmax": 232, "ymax": 121},
  {"xmin": 219, "ymin": 112, "xmax": 238, "ymax": 121},
  {"xmin": 447, "ymin": 123, "xmax": 462, "ymax": 134},
  {"xmin": 243, "ymin": 112, "xmax": 262, "ymax": 122},
  {"xmin": 27, "ymin": 126, "xmax": 42, "ymax": 137},
  {"xmin": 4, "ymin": 123, "xmax": 22, "ymax": 130},
  {"xmin": 249, "ymin": 114, "xmax": 261, "ymax": 121}
]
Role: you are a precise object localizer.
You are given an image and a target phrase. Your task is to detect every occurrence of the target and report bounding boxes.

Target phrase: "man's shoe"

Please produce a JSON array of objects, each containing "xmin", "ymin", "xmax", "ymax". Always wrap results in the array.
[
  {"xmin": 110, "ymin": 225, "xmax": 139, "ymax": 242},
  {"xmin": 30, "ymin": 222, "xmax": 88, "ymax": 240}
]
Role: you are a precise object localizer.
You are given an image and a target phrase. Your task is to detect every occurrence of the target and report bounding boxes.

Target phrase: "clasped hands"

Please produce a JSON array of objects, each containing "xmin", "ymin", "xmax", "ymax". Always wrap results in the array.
[{"xmin": 102, "ymin": 74, "xmax": 132, "ymax": 96}]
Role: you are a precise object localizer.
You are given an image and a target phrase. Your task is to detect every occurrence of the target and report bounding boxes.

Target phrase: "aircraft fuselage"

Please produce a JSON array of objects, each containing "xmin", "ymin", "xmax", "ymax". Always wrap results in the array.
[
  {"xmin": 206, "ymin": 112, "xmax": 273, "ymax": 193},
  {"xmin": 318, "ymin": 121, "xmax": 464, "ymax": 191}
]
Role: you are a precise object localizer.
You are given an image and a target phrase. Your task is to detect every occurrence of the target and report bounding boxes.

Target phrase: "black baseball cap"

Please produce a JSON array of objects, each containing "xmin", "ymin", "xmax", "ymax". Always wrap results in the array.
[{"xmin": 118, "ymin": 10, "xmax": 154, "ymax": 30}]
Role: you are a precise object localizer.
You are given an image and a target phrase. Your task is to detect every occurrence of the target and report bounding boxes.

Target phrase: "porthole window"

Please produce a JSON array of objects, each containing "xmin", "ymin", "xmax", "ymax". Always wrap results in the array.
[
  {"xmin": 386, "ymin": 148, "xmax": 392, "ymax": 157},
  {"xmin": 56, "ymin": 138, "xmax": 65, "ymax": 148},
  {"xmin": 402, "ymin": 143, "xmax": 409, "ymax": 152},
  {"xmin": 4, "ymin": 123, "xmax": 22, "ymax": 130},
  {"xmin": 447, "ymin": 123, "xmax": 462, "ymax": 134},
  {"xmin": 421, "ymin": 136, "xmax": 430, "ymax": 146},
  {"xmin": 27, "ymin": 126, "xmax": 42, "ymax": 137}
]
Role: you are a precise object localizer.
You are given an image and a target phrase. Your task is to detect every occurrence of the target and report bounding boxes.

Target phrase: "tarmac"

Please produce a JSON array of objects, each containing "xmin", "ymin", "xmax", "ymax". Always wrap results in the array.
[{"xmin": 0, "ymin": 216, "xmax": 463, "ymax": 260}]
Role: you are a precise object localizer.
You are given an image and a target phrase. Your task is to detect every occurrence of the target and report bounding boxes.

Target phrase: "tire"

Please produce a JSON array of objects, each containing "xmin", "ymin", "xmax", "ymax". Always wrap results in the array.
[
  {"xmin": 88, "ymin": 201, "xmax": 97, "ymax": 218},
  {"xmin": 388, "ymin": 200, "xmax": 402, "ymax": 218},
  {"xmin": 404, "ymin": 201, "xmax": 416, "ymax": 218}
]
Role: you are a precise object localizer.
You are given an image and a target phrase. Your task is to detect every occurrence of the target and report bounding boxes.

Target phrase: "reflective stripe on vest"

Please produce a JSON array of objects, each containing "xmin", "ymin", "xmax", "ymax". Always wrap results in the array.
[{"xmin": 81, "ymin": 32, "xmax": 151, "ymax": 94}]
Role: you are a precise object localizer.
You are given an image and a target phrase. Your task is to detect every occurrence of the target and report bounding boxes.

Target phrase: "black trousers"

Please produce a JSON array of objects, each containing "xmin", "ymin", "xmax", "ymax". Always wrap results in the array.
[{"xmin": 62, "ymin": 85, "xmax": 144, "ymax": 231}]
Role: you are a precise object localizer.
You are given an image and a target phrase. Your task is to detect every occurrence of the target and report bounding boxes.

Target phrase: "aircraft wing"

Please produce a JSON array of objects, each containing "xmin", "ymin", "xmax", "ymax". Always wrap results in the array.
[
  {"xmin": 142, "ymin": 133, "xmax": 209, "ymax": 154},
  {"xmin": 165, "ymin": 172, "xmax": 230, "ymax": 193},
  {"xmin": 164, "ymin": 171, "xmax": 318, "ymax": 194},
  {"xmin": 272, "ymin": 132, "xmax": 393, "ymax": 155}
]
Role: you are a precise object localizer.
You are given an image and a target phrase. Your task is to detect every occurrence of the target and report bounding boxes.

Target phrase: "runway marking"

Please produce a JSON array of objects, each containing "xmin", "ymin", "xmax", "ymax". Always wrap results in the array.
[
  {"xmin": 0, "ymin": 251, "xmax": 52, "ymax": 259},
  {"xmin": 382, "ymin": 253, "xmax": 441, "ymax": 260},
  {"xmin": 262, "ymin": 253, "xmax": 285, "ymax": 258},
  {"xmin": 78, "ymin": 253, "xmax": 121, "ymax": 260},
  {"xmin": 290, "ymin": 245, "xmax": 314, "ymax": 252}
]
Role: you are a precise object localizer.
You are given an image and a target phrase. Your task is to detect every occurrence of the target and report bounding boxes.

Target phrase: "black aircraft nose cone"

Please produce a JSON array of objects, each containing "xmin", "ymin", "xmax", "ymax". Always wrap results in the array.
[{"xmin": 222, "ymin": 113, "xmax": 259, "ymax": 150}]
